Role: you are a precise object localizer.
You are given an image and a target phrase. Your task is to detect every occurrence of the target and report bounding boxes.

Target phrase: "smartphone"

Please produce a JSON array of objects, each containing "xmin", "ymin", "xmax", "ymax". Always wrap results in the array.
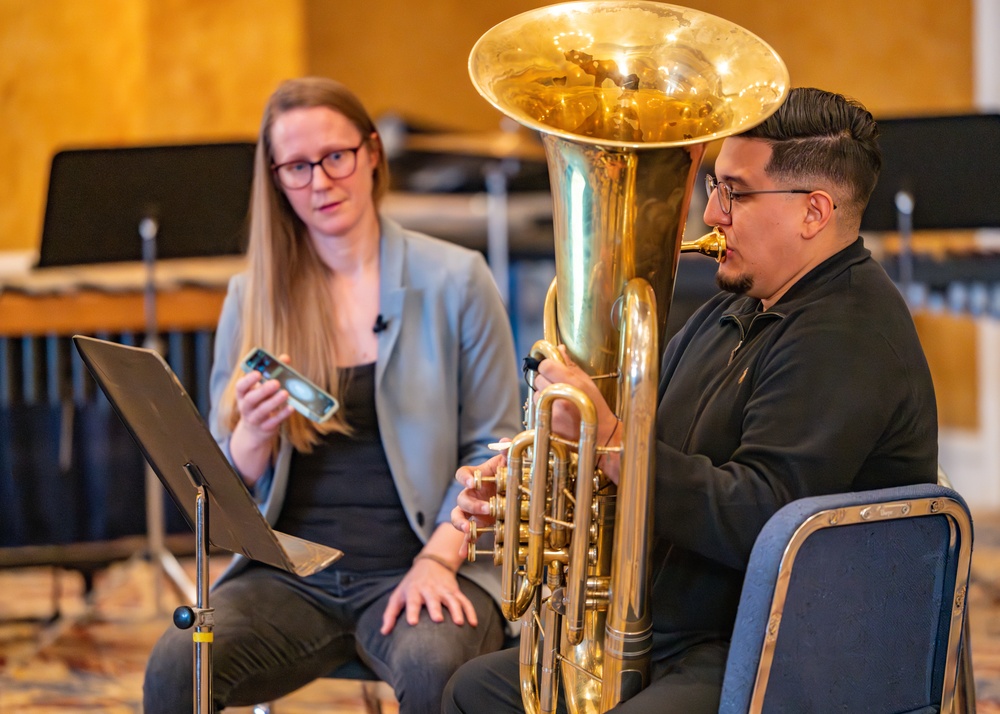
[{"xmin": 240, "ymin": 347, "xmax": 340, "ymax": 423}]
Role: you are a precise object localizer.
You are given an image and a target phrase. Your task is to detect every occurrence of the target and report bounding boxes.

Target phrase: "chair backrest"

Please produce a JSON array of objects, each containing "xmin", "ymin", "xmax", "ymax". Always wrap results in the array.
[{"xmin": 718, "ymin": 483, "xmax": 973, "ymax": 714}]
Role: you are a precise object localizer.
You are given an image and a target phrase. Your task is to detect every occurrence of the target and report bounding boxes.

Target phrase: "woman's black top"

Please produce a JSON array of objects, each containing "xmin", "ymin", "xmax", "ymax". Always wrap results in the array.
[{"xmin": 274, "ymin": 362, "xmax": 423, "ymax": 572}]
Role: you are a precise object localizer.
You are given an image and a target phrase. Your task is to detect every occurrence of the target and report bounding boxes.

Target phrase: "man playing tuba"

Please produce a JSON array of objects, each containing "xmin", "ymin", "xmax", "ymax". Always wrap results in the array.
[{"xmin": 446, "ymin": 86, "xmax": 938, "ymax": 714}]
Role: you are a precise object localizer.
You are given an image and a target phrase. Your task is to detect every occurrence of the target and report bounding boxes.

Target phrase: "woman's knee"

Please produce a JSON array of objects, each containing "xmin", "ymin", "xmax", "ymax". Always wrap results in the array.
[
  {"xmin": 143, "ymin": 626, "xmax": 195, "ymax": 714},
  {"xmin": 380, "ymin": 613, "xmax": 505, "ymax": 693},
  {"xmin": 382, "ymin": 628, "xmax": 472, "ymax": 690}
]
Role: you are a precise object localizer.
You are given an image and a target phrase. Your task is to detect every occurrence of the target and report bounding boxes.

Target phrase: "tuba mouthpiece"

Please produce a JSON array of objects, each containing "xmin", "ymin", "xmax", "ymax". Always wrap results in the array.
[{"xmin": 681, "ymin": 228, "xmax": 727, "ymax": 263}]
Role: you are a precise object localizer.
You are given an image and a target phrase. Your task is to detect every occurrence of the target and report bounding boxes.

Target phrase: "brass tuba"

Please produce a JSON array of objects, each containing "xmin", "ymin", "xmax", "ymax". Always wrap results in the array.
[{"xmin": 465, "ymin": 3, "xmax": 788, "ymax": 712}]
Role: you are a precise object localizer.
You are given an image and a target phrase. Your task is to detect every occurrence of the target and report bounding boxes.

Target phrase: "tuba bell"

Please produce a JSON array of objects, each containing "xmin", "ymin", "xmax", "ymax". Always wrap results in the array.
[{"xmin": 465, "ymin": 3, "xmax": 789, "ymax": 712}]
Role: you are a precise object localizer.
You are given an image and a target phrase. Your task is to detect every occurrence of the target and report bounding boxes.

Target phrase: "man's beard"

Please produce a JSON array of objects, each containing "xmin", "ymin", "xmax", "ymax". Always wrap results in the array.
[{"xmin": 716, "ymin": 272, "xmax": 753, "ymax": 294}]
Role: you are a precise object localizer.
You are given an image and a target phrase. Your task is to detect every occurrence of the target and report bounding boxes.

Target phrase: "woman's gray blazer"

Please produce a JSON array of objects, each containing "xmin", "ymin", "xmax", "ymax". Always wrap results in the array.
[{"xmin": 208, "ymin": 217, "xmax": 522, "ymax": 610}]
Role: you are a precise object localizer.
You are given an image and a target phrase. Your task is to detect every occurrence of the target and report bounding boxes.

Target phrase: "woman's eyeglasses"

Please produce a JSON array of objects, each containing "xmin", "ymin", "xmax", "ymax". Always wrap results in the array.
[{"xmin": 272, "ymin": 142, "xmax": 365, "ymax": 189}]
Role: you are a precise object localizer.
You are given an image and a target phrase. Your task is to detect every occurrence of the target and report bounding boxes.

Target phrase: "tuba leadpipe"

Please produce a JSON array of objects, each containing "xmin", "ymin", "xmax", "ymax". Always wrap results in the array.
[{"xmin": 467, "ymin": 3, "xmax": 788, "ymax": 712}]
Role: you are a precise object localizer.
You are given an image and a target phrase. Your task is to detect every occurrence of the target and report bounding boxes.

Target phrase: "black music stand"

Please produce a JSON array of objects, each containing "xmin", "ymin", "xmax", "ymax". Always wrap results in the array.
[
  {"xmin": 38, "ymin": 142, "xmax": 255, "ymax": 267},
  {"xmin": 72, "ymin": 335, "xmax": 342, "ymax": 714},
  {"xmin": 860, "ymin": 114, "xmax": 1000, "ymax": 298}
]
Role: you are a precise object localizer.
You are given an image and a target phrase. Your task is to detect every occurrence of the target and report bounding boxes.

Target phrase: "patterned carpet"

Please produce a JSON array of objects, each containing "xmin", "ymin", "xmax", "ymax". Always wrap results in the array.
[
  {"xmin": 2, "ymin": 512, "xmax": 1000, "ymax": 713},
  {"xmin": 0, "ymin": 552, "xmax": 398, "ymax": 713}
]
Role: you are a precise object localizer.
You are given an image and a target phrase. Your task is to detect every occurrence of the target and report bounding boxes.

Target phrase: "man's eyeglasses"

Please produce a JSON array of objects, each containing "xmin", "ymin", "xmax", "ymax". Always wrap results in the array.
[
  {"xmin": 705, "ymin": 174, "xmax": 821, "ymax": 215},
  {"xmin": 272, "ymin": 142, "xmax": 366, "ymax": 189}
]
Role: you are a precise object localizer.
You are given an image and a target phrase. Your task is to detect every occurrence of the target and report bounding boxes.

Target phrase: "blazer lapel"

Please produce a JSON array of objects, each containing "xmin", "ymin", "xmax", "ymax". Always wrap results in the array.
[{"xmin": 376, "ymin": 219, "xmax": 408, "ymax": 389}]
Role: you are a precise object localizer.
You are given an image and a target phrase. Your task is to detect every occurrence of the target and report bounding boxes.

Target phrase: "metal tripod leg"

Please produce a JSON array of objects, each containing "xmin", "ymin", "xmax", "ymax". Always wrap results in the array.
[{"xmin": 146, "ymin": 464, "xmax": 196, "ymax": 608}]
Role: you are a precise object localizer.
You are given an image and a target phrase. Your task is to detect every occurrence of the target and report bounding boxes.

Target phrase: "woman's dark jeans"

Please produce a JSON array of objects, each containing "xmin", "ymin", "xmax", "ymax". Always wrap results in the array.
[{"xmin": 143, "ymin": 563, "xmax": 504, "ymax": 713}]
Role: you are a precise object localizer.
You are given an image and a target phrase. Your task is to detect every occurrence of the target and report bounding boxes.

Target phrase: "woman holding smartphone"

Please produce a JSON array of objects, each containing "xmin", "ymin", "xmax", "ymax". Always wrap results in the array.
[{"xmin": 142, "ymin": 77, "xmax": 521, "ymax": 713}]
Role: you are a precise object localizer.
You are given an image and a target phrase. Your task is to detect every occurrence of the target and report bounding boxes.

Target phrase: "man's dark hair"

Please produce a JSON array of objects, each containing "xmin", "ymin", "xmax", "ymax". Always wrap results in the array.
[{"xmin": 741, "ymin": 87, "xmax": 882, "ymax": 222}]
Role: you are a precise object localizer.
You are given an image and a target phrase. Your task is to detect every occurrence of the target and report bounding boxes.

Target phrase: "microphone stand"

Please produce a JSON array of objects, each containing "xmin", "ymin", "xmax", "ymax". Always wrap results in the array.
[{"xmin": 140, "ymin": 216, "xmax": 196, "ymax": 610}]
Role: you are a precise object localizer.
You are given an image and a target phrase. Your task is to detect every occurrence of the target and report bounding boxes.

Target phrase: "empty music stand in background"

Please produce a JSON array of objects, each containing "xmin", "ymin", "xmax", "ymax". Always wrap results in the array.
[
  {"xmin": 38, "ymin": 142, "xmax": 256, "ymax": 608},
  {"xmin": 39, "ymin": 142, "xmax": 256, "ymax": 267},
  {"xmin": 73, "ymin": 335, "xmax": 343, "ymax": 714},
  {"xmin": 860, "ymin": 114, "xmax": 1000, "ymax": 301}
]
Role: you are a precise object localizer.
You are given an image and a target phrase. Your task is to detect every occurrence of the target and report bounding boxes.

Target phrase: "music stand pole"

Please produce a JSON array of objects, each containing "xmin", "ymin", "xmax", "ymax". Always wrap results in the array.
[
  {"xmin": 140, "ymin": 217, "xmax": 196, "ymax": 609},
  {"xmin": 170, "ymin": 469, "xmax": 214, "ymax": 714}
]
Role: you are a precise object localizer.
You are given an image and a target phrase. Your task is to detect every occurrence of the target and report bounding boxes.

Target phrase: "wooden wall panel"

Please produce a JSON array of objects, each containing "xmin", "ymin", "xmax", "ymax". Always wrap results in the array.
[
  {"xmin": 696, "ymin": 0, "xmax": 974, "ymax": 118},
  {"xmin": 304, "ymin": 0, "xmax": 547, "ymax": 130},
  {"xmin": 303, "ymin": 0, "xmax": 975, "ymax": 131},
  {"xmin": 914, "ymin": 312, "xmax": 980, "ymax": 431},
  {"xmin": 144, "ymin": 0, "xmax": 305, "ymax": 141},
  {"xmin": 0, "ymin": 0, "xmax": 146, "ymax": 252},
  {"xmin": 0, "ymin": 0, "xmax": 304, "ymax": 252}
]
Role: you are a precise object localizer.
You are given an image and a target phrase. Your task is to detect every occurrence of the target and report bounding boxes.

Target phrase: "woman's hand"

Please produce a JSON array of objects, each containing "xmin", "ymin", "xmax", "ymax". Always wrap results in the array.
[
  {"xmin": 229, "ymin": 354, "xmax": 295, "ymax": 483},
  {"xmin": 380, "ymin": 526, "xmax": 477, "ymax": 635}
]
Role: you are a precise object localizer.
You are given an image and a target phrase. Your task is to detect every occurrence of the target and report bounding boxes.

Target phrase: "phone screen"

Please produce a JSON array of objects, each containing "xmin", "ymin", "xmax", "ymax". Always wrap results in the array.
[{"xmin": 241, "ymin": 348, "xmax": 340, "ymax": 423}]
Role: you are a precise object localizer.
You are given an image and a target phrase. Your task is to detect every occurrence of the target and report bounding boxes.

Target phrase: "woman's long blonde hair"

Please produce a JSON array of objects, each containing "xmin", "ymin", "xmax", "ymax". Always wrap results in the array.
[{"xmin": 221, "ymin": 77, "xmax": 390, "ymax": 451}]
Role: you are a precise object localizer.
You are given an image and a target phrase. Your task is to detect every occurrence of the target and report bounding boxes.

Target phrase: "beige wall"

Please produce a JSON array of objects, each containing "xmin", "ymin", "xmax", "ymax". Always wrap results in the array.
[{"xmin": 0, "ymin": 0, "xmax": 975, "ymax": 252}]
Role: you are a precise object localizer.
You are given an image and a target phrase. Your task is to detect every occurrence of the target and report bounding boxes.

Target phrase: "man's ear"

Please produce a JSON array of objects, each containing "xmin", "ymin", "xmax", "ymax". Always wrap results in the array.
[{"xmin": 802, "ymin": 190, "xmax": 836, "ymax": 238}]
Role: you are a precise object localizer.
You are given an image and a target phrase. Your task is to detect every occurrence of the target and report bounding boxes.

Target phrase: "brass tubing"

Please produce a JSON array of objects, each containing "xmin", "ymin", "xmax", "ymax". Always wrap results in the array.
[
  {"xmin": 540, "ymin": 596, "xmax": 564, "ymax": 714},
  {"xmin": 549, "ymin": 442, "xmax": 573, "ymax": 549},
  {"xmin": 531, "ymin": 339, "xmax": 564, "ymax": 365},
  {"xmin": 502, "ymin": 430, "xmax": 538, "ymax": 620},
  {"xmin": 526, "ymin": 411, "xmax": 553, "ymax": 593},
  {"xmin": 526, "ymin": 339, "xmax": 567, "ymax": 430},
  {"xmin": 532, "ymin": 384, "xmax": 599, "ymax": 647},
  {"xmin": 600, "ymin": 279, "xmax": 658, "ymax": 710},
  {"xmin": 520, "ymin": 590, "xmax": 543, "ymax": 714},
  {"xmin": 543, "ymin": 279, "xmax": 560, "ymax": 347}
]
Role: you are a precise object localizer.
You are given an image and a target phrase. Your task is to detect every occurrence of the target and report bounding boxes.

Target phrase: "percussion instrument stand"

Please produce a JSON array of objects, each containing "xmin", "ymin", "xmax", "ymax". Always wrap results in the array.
[
  {"xmin": 484, "ymin": 157, "xmax": 519, "ymax": 306},
  {"xmin": 140, "ymin": 216, "xmax": 197, "ymax": 610},
  {"xmin": 894, "ymin": 190, "xmax": 917, "ymax": 305}
]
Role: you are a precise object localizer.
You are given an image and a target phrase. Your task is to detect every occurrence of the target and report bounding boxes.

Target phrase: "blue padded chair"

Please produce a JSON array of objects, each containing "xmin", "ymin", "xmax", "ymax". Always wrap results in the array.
[{"xmin": 718, "ymin": 482, "xmax": 973, "ymax": 714}]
